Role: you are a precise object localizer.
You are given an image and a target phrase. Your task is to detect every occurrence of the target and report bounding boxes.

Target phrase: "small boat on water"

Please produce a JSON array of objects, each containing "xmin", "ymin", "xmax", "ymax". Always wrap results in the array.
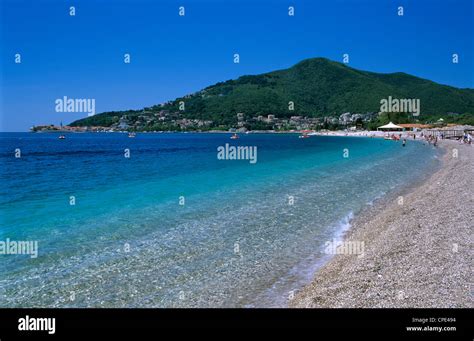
[
  {"xmin": 230, "ymin": 133, "xmax": 239, "ymax": 140},
  {"xmin": 128, "ymin": 132, "xmax": 136, "ymax": 138},
  {"xmin": 299, "ymin": 131, "xmax": 311, "ymax": 139},
  {"xmin": 299, "ymin": 130, "xmax": 312, "ymax": 139},
  {"xmin": 58, "ymin": 135, "xmax": 66, "ymax": 139}
]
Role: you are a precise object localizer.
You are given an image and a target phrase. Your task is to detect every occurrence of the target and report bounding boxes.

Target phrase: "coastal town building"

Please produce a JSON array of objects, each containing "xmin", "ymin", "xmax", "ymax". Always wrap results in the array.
[
  {"xmin": 397, "ymin": 123, "xmax": 433, "ymax": 131},
  {"xmin": 30, "ymin": 110, "xmax": 460, "ymax": 134}
]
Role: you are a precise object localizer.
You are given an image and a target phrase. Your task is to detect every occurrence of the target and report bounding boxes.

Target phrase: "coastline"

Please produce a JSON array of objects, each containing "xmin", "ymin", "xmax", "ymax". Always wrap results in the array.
[{"xmin": 290, "ymin": 139, "xmax": 473, "ymax": 308}]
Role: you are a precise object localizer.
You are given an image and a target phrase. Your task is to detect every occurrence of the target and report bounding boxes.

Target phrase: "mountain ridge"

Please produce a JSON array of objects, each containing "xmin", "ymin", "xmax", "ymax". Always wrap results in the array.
[{"xmin": 70, "ymin": 57, "xmax": 474, "ymax": 129}]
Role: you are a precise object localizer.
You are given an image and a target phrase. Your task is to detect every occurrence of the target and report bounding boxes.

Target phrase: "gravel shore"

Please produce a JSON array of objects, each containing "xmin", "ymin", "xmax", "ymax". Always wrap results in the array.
[{"xmin": 290, "ymin": 139, "xmax": 473, "ymax": 308}]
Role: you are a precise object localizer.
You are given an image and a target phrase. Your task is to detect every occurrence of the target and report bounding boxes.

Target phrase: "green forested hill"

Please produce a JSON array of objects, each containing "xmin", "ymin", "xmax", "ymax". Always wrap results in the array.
[{"xmin": 70, "ymin": 57, "xmax": 474, "ymax": 128}]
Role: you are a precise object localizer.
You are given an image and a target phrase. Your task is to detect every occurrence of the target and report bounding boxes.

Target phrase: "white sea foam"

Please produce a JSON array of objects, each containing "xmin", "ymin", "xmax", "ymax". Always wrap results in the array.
[{"xmin": 250, "ymin": 211, "xmax": 355, "ymax": 308}]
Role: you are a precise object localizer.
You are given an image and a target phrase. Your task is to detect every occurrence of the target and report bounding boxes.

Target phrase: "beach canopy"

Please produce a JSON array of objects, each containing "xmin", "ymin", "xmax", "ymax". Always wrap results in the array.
[{"xmin": 377, "ymin": 122, "xmax": 404, "ymax": 131}]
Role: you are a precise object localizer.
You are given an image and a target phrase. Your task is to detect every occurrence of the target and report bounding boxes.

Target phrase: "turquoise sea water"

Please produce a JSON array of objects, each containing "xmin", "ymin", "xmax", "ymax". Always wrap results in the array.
[{"xmin": 0, "ymin": 132, "xmax": 441, "ymax": 307}]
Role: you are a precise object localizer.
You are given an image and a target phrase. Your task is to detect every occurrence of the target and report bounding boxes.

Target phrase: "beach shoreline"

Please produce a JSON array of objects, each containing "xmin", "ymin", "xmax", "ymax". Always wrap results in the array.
[{"xmin": 290, "ymin": 138, "xmax": 473, "ymax": 308}]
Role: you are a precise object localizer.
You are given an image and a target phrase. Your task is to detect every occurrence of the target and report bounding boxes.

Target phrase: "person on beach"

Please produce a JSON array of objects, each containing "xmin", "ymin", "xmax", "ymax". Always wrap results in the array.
[{"xmin": 402, "ymin": 139, "xmax": 406, "ymax": 147}]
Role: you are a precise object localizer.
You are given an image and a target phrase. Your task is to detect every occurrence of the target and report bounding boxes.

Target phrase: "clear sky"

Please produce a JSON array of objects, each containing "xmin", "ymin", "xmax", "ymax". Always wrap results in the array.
[{"xmin": 1, "ymin": 0, "xmax": 473, "ymax": 131}]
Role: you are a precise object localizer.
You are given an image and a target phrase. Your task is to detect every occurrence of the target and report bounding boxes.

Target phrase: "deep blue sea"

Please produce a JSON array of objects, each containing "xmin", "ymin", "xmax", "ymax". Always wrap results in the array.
[{"xmin": 0, "ymin": 132, "xmax": 441, "ymax": 307}]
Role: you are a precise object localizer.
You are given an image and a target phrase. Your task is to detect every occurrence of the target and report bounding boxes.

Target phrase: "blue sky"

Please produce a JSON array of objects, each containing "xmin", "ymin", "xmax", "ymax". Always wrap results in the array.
[{"xmin": 1, "ymin": 0, "xmax": 473, "ymax": 131}]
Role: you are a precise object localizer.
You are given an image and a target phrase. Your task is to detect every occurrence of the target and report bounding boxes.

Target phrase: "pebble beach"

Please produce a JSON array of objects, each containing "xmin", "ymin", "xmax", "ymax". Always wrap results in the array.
[{"xmin": 291, "ymin": 139, "xmax": 473, "ymax": 308}]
